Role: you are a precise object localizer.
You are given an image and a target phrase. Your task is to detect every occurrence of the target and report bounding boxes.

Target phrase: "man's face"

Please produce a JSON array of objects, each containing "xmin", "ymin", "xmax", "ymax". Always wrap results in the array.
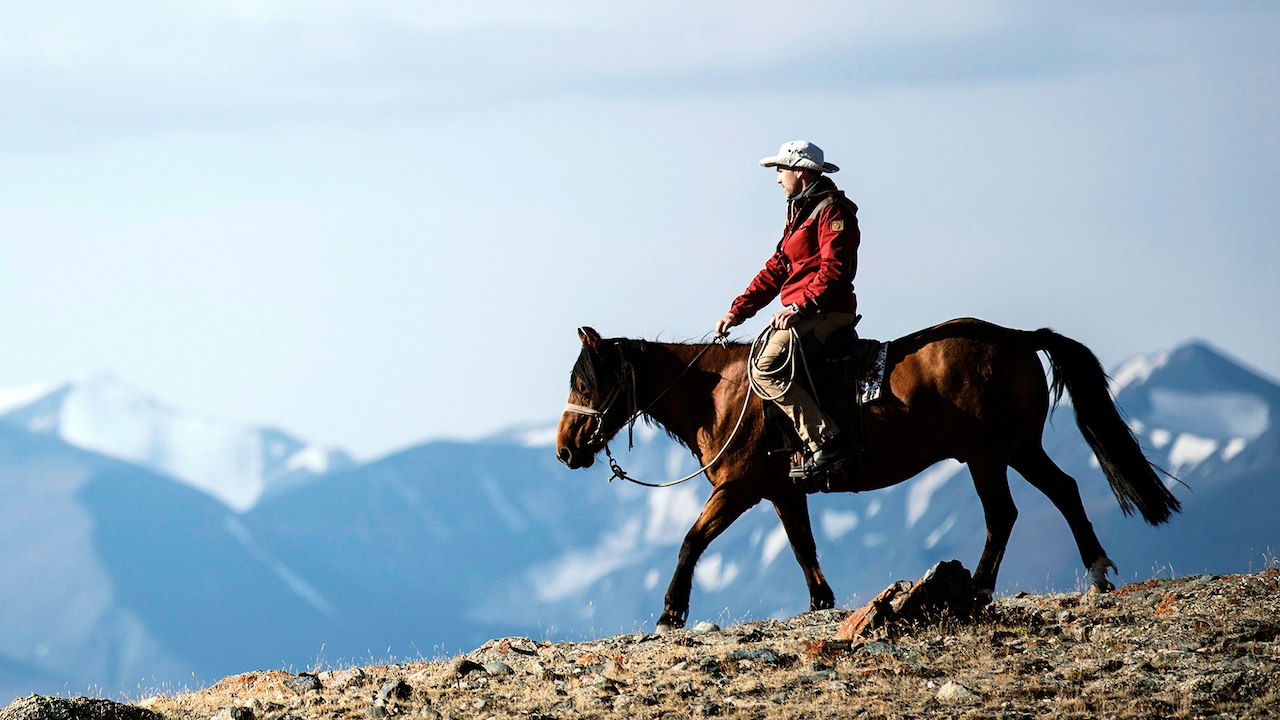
[{"xmin": 776, "ymin": 167, "xmax": 808, "ymax": 198}]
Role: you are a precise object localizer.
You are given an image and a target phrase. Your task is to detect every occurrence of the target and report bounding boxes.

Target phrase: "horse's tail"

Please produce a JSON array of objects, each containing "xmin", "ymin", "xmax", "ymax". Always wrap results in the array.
[{"xmin": 1030, "ymin": 328, "xmax": 1181, "ymax": 525}]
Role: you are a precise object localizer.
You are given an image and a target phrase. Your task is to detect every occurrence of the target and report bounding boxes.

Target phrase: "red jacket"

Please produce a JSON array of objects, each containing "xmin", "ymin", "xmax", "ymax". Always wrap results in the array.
[{"xmin": 730, "ymin": 178, "xmax": 859, "ymax": 319}]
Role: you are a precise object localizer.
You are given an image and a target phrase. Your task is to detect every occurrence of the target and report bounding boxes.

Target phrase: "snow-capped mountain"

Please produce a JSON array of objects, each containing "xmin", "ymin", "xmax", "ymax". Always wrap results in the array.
[
  {"xmin": 1111, "ymin": 341, "xmax": 1278, "ymax": 476},
  {"xmin": 0, "ymin": 372, "xmax": 353, "ymax": 511},
  {"xmin": 0, "ymin": 339, "xmax": 1274, "ymax": 703}
]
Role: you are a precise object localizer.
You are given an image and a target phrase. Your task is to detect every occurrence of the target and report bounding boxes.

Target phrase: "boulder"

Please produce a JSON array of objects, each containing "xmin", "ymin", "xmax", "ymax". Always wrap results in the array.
[
  {"xmin": 0, "ymin": 696, "xmax": 162, "ymax": 720},
  {"xmin": 835, "ymin": 560, "xmax": 976, "ymax": 642}
]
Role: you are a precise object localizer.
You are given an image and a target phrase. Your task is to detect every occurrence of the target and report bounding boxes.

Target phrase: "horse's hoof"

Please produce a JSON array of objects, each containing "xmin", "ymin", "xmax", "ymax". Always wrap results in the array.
[
  {"xmin": 656, "ymin": 614, "xmax": 685, "ymax": 634},
  {"xmin": 1087, "ymin": 557, "xmax": 1118, "ymax": 594},
  {"xmin": 810, "ymin": 596, "xmax": 835, "ymax": 611}
]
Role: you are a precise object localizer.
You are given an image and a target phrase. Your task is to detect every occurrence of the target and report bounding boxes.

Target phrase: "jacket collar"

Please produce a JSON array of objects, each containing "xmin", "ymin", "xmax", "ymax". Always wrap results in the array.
[{"xmin": 787, "ymin": 175, "xmax": 839, "ymax": 224}]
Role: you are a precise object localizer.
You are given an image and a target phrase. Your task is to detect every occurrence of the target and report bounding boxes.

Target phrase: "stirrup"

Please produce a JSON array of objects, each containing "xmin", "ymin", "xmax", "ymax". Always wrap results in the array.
[{"xmin": 788, "ymin": 444, "xmax": 849, "ymax": 479}]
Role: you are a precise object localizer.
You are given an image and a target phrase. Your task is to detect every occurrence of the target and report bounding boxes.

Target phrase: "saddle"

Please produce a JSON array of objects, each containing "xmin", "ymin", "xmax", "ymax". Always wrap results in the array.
[{"xmin": 763, "ymin": 323, "xmax": 888, "ymax": 485}]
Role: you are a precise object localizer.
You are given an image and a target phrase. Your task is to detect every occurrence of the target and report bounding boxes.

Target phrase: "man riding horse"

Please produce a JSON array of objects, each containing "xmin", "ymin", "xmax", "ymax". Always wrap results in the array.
[
  {"xmin": 714, "ymin": 140, "xmax": 860, "ymax": 479},
  {"xmin": 559, "ymin": 141, "xmax": 1179, "ymax": 629}
]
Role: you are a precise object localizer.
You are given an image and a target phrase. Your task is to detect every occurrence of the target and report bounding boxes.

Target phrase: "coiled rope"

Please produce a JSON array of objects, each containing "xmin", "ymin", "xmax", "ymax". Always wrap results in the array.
[{"xmin": 600, "ymin": 325, "xmax": 813, "ymax": 488}]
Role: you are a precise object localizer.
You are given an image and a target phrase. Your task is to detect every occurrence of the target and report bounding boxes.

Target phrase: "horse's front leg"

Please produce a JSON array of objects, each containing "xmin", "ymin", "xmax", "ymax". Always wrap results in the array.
[
  {"xmin": 657, "ymin": 485, "xmax": 757, "ymax": 633},
  {"xmin": 770, "ymin": 492, "xmax": 836, "ymax": 611}
]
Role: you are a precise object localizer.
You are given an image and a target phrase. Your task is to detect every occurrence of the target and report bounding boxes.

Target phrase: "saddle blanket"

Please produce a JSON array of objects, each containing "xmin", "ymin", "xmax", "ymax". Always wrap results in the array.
[{"xmin": 857, "ymin": 342, "xmax": 890, "ymax": 405}]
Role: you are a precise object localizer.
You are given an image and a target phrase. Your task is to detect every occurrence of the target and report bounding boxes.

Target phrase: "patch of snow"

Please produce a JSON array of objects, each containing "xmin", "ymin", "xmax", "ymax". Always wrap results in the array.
[
  {"xmin": 1168, "ymin": 434, "xmax": 1219, "ymax": 471},
  {"xmin": 820, "ymin": 510, "xmax": 859, "ymax": 540},
  {"xmin": 1109, "ymin": 351, "xmax": 1169, "ymax": 395},
  {"xmin": 223, "ymin": 517, "xmax": 334, "ymax": 616},
  {"xmin": 924, "ymin": 513, "xmax": 959, "ymax": 550},
  {"xmin": 906, "ymin": 459, "xmax": 963, "ymax": 528},
  {"xmin": 664, "ymin": 446, "xmax": 690, "ymax": 476},
  {"xmin": 761, "ymin": 524, "xmax": 789, "ymax": 569},
  {"xmin": 534, "ymin": 519, "xmax": 644, "ymax": 602},
  {"xmin": 1147, "ymin": 389, "xmax": 1269, "ymax": 440},
  {"xmin": 694, "ymin": 553, "xmax": 739, "ymax": 592},
  {"xmin": 285, "ymin": 445, "xmax": 336, "ymax": 474},
  {"xmin": 24, "ymin": 409, "xmax": 59, "ymax": 432},
  {"xmin": 1221, "ymin": 438, "xmax": 1248, "ymax": 462},
  {"xmin": 0, "ymin": 382, "xmax": 57, "ymax": 415},
  {"xmin": 643, "ymin": 568, "xmax": 661, "ymax": 591},
  {"xmin": 633, "ymin": 423, "xmax": 660, "ymax": 443},
  {"xmin": 643, "ymin": 485, "xmax": 703, "ymax": 545},
  {"xmin": 56, "ymin": 375, "xmax": 267, "ymax": 511},
  {"xmin": 517, "ymin": 425, "xmax": 559, "ymax": 448}
]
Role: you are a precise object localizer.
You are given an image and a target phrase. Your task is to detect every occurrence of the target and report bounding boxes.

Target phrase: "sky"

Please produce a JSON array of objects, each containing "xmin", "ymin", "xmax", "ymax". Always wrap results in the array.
[{"xmin": 0, "ymin": 2, "xmax": 1277, "ymax": 459}]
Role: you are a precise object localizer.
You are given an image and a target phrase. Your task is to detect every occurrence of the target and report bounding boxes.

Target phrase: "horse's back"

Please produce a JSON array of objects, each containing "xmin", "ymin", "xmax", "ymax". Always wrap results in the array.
[
  {"xmin": 877, "ymin": 318, "xmax": 1051, "ymax": 457},
  {"xmin": 889, "ymin": 317, "xmax": 1029, "ymax": 352}
]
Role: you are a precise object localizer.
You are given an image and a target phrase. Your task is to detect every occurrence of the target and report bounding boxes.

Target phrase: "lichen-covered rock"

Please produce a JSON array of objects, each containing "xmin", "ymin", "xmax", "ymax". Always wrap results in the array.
[
  {"xmin": 936, "ymin": 680, "xmax": 978, "ymax": 703},
  {"xmin": 284, "ymin": 672, "xmax": 323, "ymax": 694}
]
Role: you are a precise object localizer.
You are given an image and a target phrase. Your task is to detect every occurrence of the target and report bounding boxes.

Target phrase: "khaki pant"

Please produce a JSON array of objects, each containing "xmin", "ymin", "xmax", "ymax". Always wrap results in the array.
[{"xmin": 752, "ymin": 312, "xmax": 856, "ymax": 453}]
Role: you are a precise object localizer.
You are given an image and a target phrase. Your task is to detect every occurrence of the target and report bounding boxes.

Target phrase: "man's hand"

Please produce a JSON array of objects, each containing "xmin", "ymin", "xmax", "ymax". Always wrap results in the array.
[
  {"xmin": 770, "ymin": 308, "xmax": 798, "ymax": 330},
  {"xmin": 715, "ymin": 312, "xmax": 742, "ymax": 338}
]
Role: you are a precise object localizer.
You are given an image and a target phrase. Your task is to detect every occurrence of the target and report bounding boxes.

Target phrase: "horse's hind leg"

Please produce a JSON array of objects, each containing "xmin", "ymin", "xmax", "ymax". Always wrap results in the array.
[
  {"xmin": 770, "ymin": 493, "xmax": 836, "ymax": 611},
  {"xmin": 657, "ymin": 485, "xmax": 757, "ymax": 633},
  {"xmin": 1011, "ymin": 444, "xmax": 1117, "ymax": 592},
  {"xmin": 969, "ymin": 459, "xmax": 1017, "ymax": 601}
]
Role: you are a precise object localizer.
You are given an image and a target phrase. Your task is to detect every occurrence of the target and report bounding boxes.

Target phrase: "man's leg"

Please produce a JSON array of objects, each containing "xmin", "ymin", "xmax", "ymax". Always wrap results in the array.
[{"xmin": 751, "ymin": 316, "xmax": 842, "ymax": 453}]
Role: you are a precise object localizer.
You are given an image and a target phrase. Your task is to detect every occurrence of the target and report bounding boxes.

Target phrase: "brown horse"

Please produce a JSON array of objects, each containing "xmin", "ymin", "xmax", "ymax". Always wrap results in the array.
[{"xmin": 555, "ymin": 318, "xmax": 1180, "ymax": 632}]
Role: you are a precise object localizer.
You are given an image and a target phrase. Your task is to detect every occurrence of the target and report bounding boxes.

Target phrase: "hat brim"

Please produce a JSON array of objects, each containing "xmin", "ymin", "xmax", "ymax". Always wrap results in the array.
[{"xmin": 759, "ymin": 156, "xmax": 839, "ymax": 173}]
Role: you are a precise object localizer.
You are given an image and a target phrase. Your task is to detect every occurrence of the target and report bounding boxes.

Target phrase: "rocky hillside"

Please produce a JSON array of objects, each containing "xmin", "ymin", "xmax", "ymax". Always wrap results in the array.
[{"xmin": 7, "ymin": 569, "xmax": 1276, "ymax": 720}]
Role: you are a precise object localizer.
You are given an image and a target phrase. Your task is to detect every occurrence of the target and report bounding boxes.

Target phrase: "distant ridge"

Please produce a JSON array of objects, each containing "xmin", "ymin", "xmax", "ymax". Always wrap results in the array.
[{"xmin": 0, "ymin": 372, "xmax": 353, "ymax": 511}]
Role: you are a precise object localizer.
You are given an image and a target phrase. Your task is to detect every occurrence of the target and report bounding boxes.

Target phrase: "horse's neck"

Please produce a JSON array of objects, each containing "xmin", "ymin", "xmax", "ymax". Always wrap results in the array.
[{"xmin": 636, "ymin": 342, "xmax": 747, "ymax": 450}]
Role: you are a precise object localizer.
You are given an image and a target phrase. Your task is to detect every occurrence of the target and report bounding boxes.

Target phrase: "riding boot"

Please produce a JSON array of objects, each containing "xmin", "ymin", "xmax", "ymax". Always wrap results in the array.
[{"xmin": 789, "ymin": 440, "xmax": 849, "ymax": 480}]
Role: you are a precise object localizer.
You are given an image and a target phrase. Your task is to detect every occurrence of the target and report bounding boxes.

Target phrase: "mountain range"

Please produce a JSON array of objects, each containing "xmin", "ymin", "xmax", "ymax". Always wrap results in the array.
[{"xmin": 0, "ymin": 339, "xmax": 1275, "ymax": 702}]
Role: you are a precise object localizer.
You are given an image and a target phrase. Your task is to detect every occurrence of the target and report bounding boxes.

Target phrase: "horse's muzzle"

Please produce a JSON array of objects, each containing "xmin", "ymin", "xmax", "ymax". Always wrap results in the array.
[{"xmin": 556, "ymin": 445, "xmax": 595, "ymax": 469}]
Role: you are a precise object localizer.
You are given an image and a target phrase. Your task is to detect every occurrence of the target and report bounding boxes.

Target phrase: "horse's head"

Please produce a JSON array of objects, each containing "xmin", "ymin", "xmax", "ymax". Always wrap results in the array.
[{"xmin": 556, "ymin": 326, "xmax": 635, "ymax": 469}]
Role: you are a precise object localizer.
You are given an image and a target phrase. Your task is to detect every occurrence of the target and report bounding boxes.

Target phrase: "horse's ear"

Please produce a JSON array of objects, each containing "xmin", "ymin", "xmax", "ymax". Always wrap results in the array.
[{"xmin": 578, "ymin": 326, "xmax": 603, "ymax": 349}]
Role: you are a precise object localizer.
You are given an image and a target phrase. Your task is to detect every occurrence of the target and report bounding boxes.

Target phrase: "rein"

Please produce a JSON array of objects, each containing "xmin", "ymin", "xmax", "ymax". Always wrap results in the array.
[{"xmin": 563, "ymin": 336, "xmax": 750, "ymax": 488}]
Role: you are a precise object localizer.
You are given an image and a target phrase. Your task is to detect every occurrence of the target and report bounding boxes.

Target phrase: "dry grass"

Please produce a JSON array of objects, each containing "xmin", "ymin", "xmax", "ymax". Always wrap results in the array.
[{"xmin": 41, "ymin": 569, "xmax": 1280, "ymax": 720}]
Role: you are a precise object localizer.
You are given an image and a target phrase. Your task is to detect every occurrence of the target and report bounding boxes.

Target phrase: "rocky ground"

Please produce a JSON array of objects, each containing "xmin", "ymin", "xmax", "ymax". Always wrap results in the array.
[{"xmin": 4, "ymin": 569, "xmax": 1278, "ymax": 720}]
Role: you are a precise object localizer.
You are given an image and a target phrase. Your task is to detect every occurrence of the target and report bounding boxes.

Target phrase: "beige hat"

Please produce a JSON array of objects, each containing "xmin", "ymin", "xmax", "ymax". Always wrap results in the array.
[{"xmin": 759, "ymin": 140, "xmax": 839, "ymax": 173}]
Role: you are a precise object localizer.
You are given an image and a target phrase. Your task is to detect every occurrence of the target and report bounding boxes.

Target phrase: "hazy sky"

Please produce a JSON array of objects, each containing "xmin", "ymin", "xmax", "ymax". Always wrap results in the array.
[{"xmin": 1, "ymin": 2, "xmax": 1276, "ymax": 458}]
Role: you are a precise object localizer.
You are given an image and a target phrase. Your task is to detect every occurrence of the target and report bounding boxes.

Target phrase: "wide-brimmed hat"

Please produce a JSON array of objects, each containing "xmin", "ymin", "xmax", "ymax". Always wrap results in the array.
[{"xmin": 759, "ymin": 140, "xmax": 839, "ymax": 173}]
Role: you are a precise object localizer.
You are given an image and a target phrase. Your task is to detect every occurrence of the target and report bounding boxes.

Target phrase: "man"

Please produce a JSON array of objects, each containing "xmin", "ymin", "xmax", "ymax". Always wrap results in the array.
[{"xmin": 715, "ymin": 140, "xmax": 860, "ymax": 479}]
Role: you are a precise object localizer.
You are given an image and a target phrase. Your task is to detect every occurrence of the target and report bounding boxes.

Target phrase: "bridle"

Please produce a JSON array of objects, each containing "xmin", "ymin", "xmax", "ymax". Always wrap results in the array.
[
  {"xmin": 561, "ymin": 335, "xmax": 749, "ymax": 488},
  {"xmin": 562, "ymin": 352, "xmax": 637, "ymax": 449}
]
